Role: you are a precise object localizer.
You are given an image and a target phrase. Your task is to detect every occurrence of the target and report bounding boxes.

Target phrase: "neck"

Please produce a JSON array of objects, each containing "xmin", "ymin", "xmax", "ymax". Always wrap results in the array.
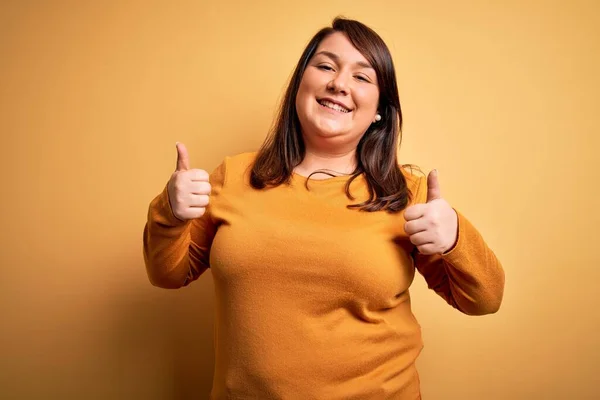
[{"xmin": 294, "ymin": 146, "xmax": 357, "ymax": 178}]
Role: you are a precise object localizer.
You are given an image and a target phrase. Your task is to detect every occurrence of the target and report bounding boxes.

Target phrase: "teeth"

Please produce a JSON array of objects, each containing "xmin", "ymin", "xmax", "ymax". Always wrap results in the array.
[{"xmin": 319, "ymin": 100, "xmax": 350, "ymax": 113}]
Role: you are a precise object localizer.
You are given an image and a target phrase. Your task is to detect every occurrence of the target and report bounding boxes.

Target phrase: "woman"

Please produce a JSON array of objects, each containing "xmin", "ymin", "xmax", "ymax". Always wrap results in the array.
[{"xmin": 143, "ymin": 17, "xmax": 505, "ymax": 400}]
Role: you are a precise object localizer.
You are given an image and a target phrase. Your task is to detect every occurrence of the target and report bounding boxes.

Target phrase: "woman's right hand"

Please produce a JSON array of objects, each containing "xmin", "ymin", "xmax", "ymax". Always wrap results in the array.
[{"xmin": 167, "ymin": 142, "xmax": 211, "ymax": 222}]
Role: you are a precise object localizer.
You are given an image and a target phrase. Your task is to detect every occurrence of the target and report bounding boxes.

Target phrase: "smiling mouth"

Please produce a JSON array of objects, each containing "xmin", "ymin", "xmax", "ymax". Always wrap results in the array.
[{"xmin": 317, "ymin": 99, "xmax": 352, "ymax": 113}]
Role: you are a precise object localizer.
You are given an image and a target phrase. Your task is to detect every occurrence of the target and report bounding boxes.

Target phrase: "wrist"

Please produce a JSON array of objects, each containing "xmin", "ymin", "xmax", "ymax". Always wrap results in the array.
[{"xmin": 442, "ymin": 209, "xmax": 459, "ymax": 254}]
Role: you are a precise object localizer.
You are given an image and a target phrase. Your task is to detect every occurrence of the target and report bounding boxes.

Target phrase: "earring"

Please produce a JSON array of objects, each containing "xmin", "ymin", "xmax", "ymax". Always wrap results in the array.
[{"xmin": 375, "ymin": 114, "xmax": 382, "ymax": 122}]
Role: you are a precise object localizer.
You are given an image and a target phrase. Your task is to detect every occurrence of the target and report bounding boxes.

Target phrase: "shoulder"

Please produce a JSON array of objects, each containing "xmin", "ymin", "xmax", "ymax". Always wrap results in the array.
[
  {"xmin": 220, "ymin": 151, "xmax": 258, "ymax": 174},
  {"xmin": 400, "ymin": 164, "xmax": 427, "ymax": 205},
  {"xmin": 226, "ymin": 151, "xmax": 258, "ymax": 166},
  {"xmin": 210, "ymin": 151, "xmax": 258, "ymax": 186}
]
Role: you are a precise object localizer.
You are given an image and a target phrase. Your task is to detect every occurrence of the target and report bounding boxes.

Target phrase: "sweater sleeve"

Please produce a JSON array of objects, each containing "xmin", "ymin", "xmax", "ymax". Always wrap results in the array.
[
  {"xmin": 142, "ymin": 160, "xmax": 226, "ymax": 289},
  {"xmin": 411, "ymin": 176, "xmax": 505, "ymax": 315}
]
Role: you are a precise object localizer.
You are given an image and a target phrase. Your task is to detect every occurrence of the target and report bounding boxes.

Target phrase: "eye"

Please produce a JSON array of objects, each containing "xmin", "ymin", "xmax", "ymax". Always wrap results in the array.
[
  {"xmin": 355, "ymin": 75, "xmax": 370, "ymax": 83},
  {"xmin": 317, "ymin": 64, "xmax": 334, "ymax": 71}
]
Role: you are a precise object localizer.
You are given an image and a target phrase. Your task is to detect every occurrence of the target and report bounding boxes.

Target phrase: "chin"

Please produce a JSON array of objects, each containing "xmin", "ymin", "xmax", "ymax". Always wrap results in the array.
[
  {"xmin": 313, "ymin": 119, "xmax": 349, "ymax": 136},
  {"xmin": 313, "ymin": 127, "xmax": 347, "ymax": 139}
]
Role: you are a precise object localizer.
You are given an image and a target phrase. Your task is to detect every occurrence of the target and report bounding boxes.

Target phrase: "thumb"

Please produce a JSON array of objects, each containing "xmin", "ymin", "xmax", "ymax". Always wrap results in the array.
[
  {"xmin": 175, "ymin": 142, "xmax": 190, "ymax": 171},
  {"xmin": 426, "ymin": 169, "xmax": 442, "ymax": 202}
]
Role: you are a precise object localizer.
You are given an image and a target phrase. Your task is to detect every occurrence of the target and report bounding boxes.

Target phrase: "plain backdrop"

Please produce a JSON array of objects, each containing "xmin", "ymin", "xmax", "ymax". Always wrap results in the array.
[{"xmin": 1, "ymin": 1, "xmax": 598, "ymax": 399}]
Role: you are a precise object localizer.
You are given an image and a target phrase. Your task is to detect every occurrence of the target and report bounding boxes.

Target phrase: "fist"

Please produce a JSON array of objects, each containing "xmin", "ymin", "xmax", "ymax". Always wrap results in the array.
[
  {"xmin": 167, "ymin": 142, "xmax": 211, "ymax": 221},
  {"xmin": 404, "ymin": 170, "xmax": 458, "ymax": 255}
]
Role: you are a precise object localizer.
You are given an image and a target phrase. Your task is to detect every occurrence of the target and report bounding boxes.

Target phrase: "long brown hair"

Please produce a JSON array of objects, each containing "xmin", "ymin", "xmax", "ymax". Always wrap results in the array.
[{"xmin": 250, "ymin": 17, "xmax": 413, "ymax": 213}]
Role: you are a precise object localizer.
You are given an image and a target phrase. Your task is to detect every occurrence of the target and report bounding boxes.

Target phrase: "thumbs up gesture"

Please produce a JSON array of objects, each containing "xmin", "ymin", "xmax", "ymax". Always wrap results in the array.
[
  {"xmin": 166, "ymin": 142, "xmax": 211, "ymax": 221},
  {"xmin": 404, "ymin": 170, "xmax": 459, "ymax": 255}
]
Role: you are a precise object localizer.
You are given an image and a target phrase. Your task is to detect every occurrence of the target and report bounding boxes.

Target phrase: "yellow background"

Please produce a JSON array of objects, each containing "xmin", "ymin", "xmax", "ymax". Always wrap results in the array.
[{"xmin": 1, "ymin": 1, "xmax": 598, "ymax": 399}]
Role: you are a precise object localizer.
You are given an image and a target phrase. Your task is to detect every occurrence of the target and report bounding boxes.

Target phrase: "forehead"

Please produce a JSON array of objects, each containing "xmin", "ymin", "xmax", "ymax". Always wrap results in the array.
[{"xmin": 314, "ymin": 32, "xmax": 371, "ymax": 66}]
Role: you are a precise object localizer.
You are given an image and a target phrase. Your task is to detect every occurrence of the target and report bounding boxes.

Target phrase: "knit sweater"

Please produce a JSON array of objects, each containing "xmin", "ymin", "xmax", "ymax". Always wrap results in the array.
[{"xmin": 143, "ymin": 151, "xmax": 505, "ymax": 399}]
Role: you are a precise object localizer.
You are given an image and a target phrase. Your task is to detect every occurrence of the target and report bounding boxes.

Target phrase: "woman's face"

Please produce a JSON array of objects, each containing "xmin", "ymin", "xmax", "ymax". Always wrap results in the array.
[{"xmin": 295, "ymin": 32, "xmax": 380, "ymax": 148}]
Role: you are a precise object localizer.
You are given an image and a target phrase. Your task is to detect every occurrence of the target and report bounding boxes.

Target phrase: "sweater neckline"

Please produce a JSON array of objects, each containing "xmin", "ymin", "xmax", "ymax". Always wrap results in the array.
[{"xmin": 291, "ymin": 171, "xmax": 353, "ymax": 185}]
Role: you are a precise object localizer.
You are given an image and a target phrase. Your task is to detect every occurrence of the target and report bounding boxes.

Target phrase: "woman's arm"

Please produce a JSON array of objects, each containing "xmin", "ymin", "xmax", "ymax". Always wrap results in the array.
[
  {"xmin": 413, "ymin": 210, "xmax": 505, "ymax": 315},
  {"xmin": 409, "ymin": 174, "xmax": 505, "ymax": 315},
  {"xmin": 142, "ymin": 161, "xmax": 225, "ymax": 289}
]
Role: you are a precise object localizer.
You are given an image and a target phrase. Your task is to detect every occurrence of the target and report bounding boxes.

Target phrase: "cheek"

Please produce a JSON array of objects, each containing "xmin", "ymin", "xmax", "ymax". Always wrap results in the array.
[
  {"xmin": 296, "ymin": 78, "xmax": 315, "ymax": 109},
  {"xmin": 355, "ymin": 89, "xmax": 380, "ymax": 115},
  {"xmin": 298, "ymin": 69, "xmax": 330, "ymax": 99},
  {"xmin": 295, "ymin": 86, "xmax": 311, "ymax": 119}
]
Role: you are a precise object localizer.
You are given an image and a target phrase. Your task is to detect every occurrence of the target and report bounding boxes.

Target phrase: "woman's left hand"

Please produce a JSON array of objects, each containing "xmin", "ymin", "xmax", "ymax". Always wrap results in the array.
[{"xmin": 404, "ymin": 170, "xmax": 459, "ymax": 255}]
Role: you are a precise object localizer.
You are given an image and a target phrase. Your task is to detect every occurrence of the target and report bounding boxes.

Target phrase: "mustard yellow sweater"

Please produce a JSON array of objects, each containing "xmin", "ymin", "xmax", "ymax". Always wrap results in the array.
[{"xmin": 143, "ymin": 152, "xmax": 504, "ymax": 399}]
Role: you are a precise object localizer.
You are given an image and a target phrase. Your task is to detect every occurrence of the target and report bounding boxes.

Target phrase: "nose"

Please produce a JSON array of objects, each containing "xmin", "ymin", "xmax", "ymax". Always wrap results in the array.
[{"xmin": 327, "ymin": 72, "xmax": 350, "ymax": 95}]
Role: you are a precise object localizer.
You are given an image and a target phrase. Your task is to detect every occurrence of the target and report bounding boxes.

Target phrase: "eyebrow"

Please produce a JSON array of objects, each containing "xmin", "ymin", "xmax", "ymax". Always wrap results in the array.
[{"xmin": 314, "ymin": 50, "xmax": 374, "ymax": 70}]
